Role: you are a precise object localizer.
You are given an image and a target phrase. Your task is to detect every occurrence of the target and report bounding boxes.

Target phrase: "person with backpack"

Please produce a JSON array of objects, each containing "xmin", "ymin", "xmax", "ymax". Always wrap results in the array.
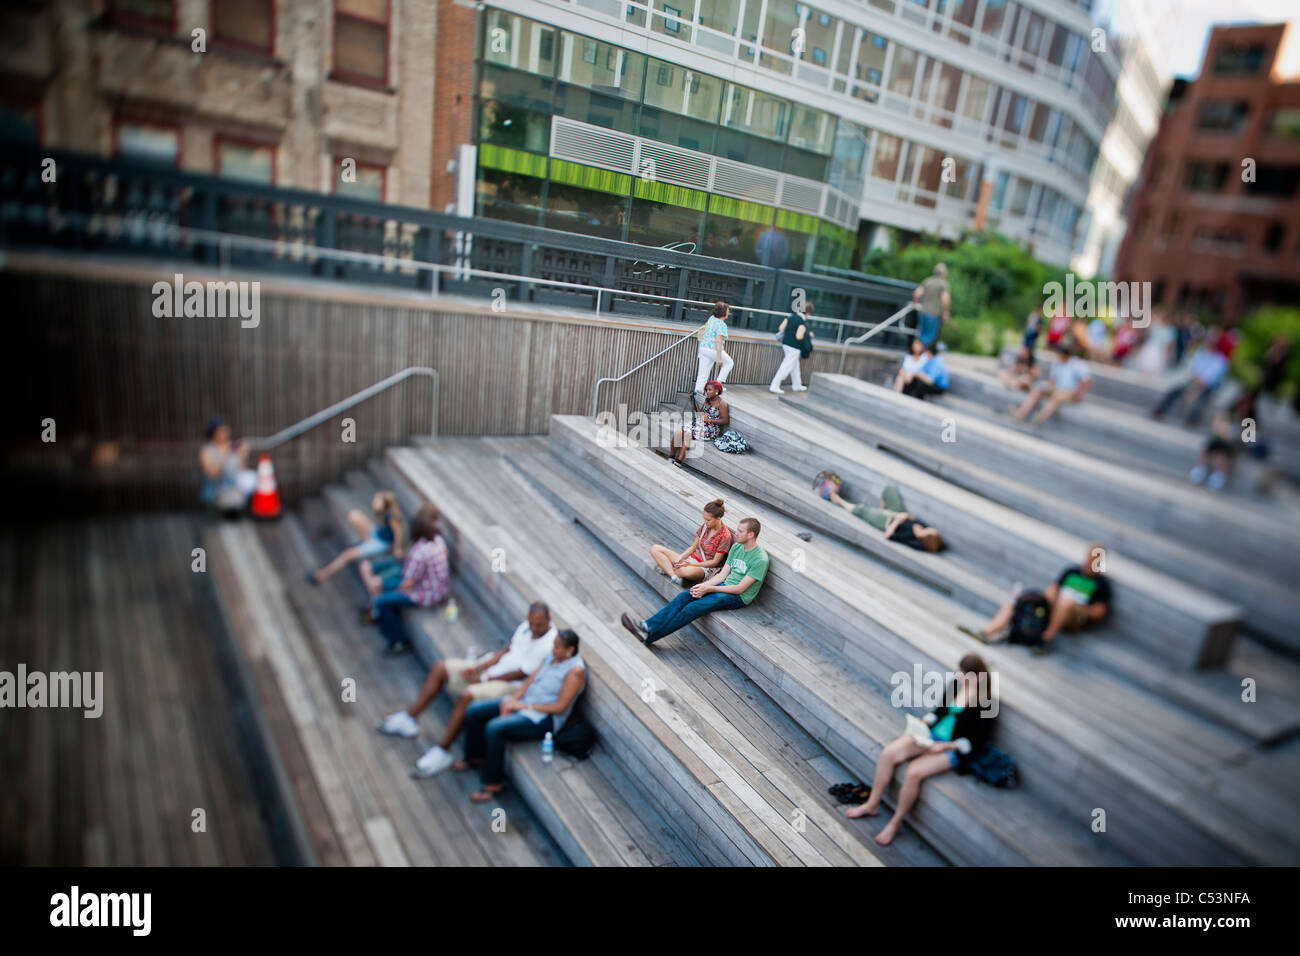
[
  {"xmin": 958, "ymin": 543, "xmax": 1111, "ymax": 655},
  {"xmin": 844, "ymin": 654, "xmax": 998, "ymax": 846},
  {"xmin": 458, "ymin": 630, "xmax": 586, "ymax": 803},
  {"xmin": 769, "ymin": 302, "xmax": 812, "ymax": 394},
  {"xmin": 379, "ymin": 602, "xmax": 558, "ymax": 778}
]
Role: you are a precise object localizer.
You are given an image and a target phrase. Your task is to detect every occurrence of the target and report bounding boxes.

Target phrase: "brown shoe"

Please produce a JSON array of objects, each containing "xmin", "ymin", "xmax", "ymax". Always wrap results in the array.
[{"xmin": 620, "ymin": 613, "xmax": 649, "ymax": 644}]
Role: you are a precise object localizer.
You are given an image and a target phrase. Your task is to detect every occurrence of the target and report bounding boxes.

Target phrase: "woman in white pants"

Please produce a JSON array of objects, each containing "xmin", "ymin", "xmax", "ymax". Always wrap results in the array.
[
  {"xmin": 695, "ymin": 301, "xmax": 734, "ymax": 396},
  {"xmin": 770, "ymin": 303, "xmax": 813, "ymax": 393}
]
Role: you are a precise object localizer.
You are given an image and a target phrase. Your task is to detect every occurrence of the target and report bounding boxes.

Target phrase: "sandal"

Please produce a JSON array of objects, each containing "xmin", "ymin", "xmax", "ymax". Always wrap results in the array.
[{"xmin": 470, "ymin": 786, "xmax": 503, "ymax": 803}]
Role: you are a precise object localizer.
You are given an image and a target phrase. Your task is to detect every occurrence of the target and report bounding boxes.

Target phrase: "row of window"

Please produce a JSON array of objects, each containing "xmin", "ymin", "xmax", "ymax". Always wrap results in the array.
[
  {"xmin": 1139, "ymin": 213, "xmax": 1292, "ymax": 256},
  {"xmin": 608, "ymin": 0, "xmax": 1114, "ymax": 108},
  {"xmin": 486, "ymin": 10, "xmax": 1101, "ymax": 193},
  {"xmin": 1194, "ymin": 102, "xmax": 1300, "ymax": 139},
  {"xmin": 114, "ymin": 120, "xmax": 386, "ymax": 199},
  {"xmin": 107, "ymin": 0, "xmax": 391, "ymax": 87}
]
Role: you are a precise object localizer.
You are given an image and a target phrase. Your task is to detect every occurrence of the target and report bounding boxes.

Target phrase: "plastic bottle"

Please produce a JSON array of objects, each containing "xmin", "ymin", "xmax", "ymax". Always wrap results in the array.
[
  {"xmin": 445, "ymin": 598, "xmax": 459, "ymax": 623},
  {"xmin": 541, "ymin": 732, "xmax": 554, "ymax": 765}
]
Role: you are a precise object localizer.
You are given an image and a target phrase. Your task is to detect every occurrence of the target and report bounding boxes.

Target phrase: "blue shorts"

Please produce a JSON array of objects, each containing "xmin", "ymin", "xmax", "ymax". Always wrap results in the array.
[
  {"xmin": 948, "ymin": 751, "xmax": 961, "ymax": 769},
  {"xmin": 356, "ymin": 530, "xmax": 392, "ymax": 559}
]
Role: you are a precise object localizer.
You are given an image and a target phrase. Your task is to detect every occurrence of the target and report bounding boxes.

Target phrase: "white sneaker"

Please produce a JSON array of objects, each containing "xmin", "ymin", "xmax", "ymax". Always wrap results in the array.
[
  {"xmin": 769, "ymin": 386, "xmax": 784, "ymax": 394},
  {"xmin": 379, "ymin": 711, "xmax": 419, "ymax": 739},
  {"xmin": 1207, "ymin": 471, "xmax": 1227, "ymax": 490},
  {"xmin": 791, "ymin": 385, "xmax": 808, "ymax": 392},
  {"xmin": 670, "ymin": 574, "xmax": 682, "ymax": 585},
  {"xmin": 1189, "ymin": 465, "xmax": 1208, "ymax": 484},
  {"xmin": 412, "ymin": 745, "xmax": 455, "ymax": 778}
]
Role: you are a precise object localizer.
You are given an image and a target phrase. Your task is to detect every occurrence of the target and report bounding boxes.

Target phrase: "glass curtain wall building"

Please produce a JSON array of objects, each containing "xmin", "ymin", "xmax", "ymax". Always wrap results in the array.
[{"xmin": 470, "ymin": 0, "xmax": 1123, "ymax": 269}]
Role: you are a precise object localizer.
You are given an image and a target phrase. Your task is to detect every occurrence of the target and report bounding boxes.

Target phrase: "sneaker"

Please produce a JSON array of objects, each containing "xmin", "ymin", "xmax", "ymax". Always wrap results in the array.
[
  {"xmin": 1189, "ymin": 464, "xmax": 1208, "ymax": 484},
  {"xmin": 791, "ymin": 385, "xmax": 808, "ymax": 392},
  {"xmin": 411, "ymin": 746, "xmax": 455, "ymax": 778},
  {"xmin": 360, "ymin": 605, "xmax": 376, "ymax": 625},
  {"xmin": 1032, "ymin": 641, "xmax": 1055, "ymax": 657},
  {"xmin": 654, "ymin": 566, "xmax": 669, "ymax": 577},
  {"xmin": 670, "ymin": 458, "xmax": 684, "ymax": 468},
  {"xmin": 305, "ymin": 570, "xmax": 319, "ymax": 586},
  {"xmin": 769, "ymin": 386, "xmax": 784, "ymax": 394},
  {"xmin": 1207, "ymin": 471, "xmax": 1227, "ymax": 490},
  {"xmin": 669, "ymin": 574, "xmax": 682, "ymax": 585},
  {"xmin": 620, "ymin": 612, "xmax": 649, "ymax": 644},
  {"xmin": 379, "ymin": 711, "xmax": 419, "ymax": 739},
  {"xmin": 383, "ymin": 640, "xmax": 411, "ymax": 657},
  {"xmin": 956, "ymin": 624, "xmax": 988, "ymax": 643}
]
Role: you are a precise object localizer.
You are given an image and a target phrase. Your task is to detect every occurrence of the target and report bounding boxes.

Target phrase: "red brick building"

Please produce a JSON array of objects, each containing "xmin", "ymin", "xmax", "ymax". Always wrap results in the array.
[{"xmin": 1116, "ymin": 22, "xmax": 1300, "ymax": 322}]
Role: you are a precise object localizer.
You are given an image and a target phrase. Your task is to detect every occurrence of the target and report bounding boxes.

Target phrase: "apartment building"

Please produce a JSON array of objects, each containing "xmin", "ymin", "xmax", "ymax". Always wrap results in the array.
[{"xmin": 1116, "ymin": 22, "xmax": 1300, "ymax": 321}]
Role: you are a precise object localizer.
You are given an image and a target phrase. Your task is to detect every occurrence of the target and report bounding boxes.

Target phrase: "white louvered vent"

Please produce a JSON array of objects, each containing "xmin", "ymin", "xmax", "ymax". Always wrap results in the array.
[
  {"xmin": 780, "ymin": 179, "xmax": 823, "ymax": 216},
  {"xmin": 712, "ymin": 159, "xmax": 779, "ymax": 204},
  {"xmin": 550, "ymin": 117, "xmax": 636, "ymax": 173},
  {"xmin": 637, "ymin": 142, "xmax": 711, "ymax": 190}
]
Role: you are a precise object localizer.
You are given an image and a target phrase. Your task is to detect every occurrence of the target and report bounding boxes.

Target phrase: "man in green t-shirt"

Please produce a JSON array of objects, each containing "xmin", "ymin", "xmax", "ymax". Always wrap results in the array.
[{"xmin": 622, "ymin": 518, "xmax": 769, "ymax": 646}]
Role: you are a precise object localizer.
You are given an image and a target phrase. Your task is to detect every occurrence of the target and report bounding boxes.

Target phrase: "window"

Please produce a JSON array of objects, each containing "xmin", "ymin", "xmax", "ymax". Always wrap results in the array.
[
  {"xmin": 335, "ymin": 158, "xmax": 386, "ymax": 201},
  {"xmin": 870, "ymin": 132, "xmax": 903, "ymax": 181},
  {"xmin": 1195, "ymin": 101, "xmax": 1249, "ymax": 133},
  {"xmin": 334, "ymin": 0, "xmax": 390, "ymax": 86},
  {"xmin": 483, "ymin": 12, "xmax": 556, "ymax": 77},
  {"xmin": 478, "ymin": 100, "xmax": 549, "ymax": 153},
  {"xmin": 1252, "ymin": 165, "xmax": 1300, "ymax": 197},
  {"xmin": 721, "ymin": 84, "xmax": 788, "ymax": 142},
  {"xmin": 1267, "ymin": 108, "xmax": 1300, "ymax": 140},
  {"xmin": 558, "ymin": 34, "xmax": 643, "ymax": 100},
  {"xmin": 887, "ymin": 44, "xmax": 919, "ymax": 98},
  {"xmin": 1213, "ymin": 40, "xmax": 1266, "ymax": 76},
  {"xmin": 1184, "ymin": 161, "xmax": 1229, "ymax": 192},
  {"xmin": 476, "ymin": 167, "xmax": 541, "ymax": 224},
  {"xmin": 1264, "ymin": 221, "xmax": 1286, "ymax": 253},
  {"xmin": 213, "ymin": 0, "xmax": 273, "ymax": 54},
  {"xmin": 116, "ymin": 121, "xmax": 179, "ymax": 166},
  {"xmin": 217, "ymin": 139, "xmax": 275, "ymax": 183},
  {"xmin": 108, "ymin": 0, "xmax": 174, "ymax": 31}
]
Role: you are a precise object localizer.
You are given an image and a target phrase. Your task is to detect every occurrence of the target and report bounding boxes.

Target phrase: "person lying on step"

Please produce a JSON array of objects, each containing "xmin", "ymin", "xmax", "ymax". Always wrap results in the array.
[{"xmin": 814, "ymin": 473, "xmax": 946, "ymax": 553}]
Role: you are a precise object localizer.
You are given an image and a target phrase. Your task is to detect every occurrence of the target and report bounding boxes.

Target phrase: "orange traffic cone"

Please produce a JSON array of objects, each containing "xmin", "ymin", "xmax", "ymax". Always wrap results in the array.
[{"xmin": 249, "ymin": 454, "xmax": 282, "ymax": 520}]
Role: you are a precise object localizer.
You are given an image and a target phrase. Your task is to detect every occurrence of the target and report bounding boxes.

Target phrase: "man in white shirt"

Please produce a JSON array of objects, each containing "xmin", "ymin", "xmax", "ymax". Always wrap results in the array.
[
  {"xmin": 1153, "ymin": 336, "xmax": 1231, "ymax": 425},
  {"xmin": 1013, "ymin": 342, "xmax": 1092, "ymax": 426},
  {"xmin": 379, "ymin": 601, "xmax": 557, "ymax": 777}
]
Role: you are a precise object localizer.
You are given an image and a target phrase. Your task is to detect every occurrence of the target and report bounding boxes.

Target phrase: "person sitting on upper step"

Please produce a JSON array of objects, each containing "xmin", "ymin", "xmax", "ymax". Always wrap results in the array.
[
  {"xmin": 1013, "ymin": 340, "xmax": 1091, "ymax": 426},
  {"xmin": 892, "ymin": 337, "xmax": 928, "ymax": 394},
  {"xmin": 622, "ymin": 518, "xmax": 768, "ymax": 646},
  {"xmin": 958, "ymin": 542, "xmax": 1111, "ymax": 656},
  {"xmin": 668, "ymin": 380, "xmax": 749, "ymax": 464},
  {"xmin": 649, "ymin": 498, "xmax": 733, "ymax": 586},
  {"xmin": 998, "ymin": 345, "xmax": 1038, "ymax": 392},
  {"xmin": 815, "ymin": 472, "xmax": 946, "ymax": 553},
  {"xmin": 901, "ymin": 344, "xmax": 950, "ymax": 399},
  {"xmin": 361, "ymin": 503, "xmax": 450, "ymax": 655},
  {"xmin": 458, "ymin": 629, "xmax": 586, "ymax": 803},
  {"xmin": 379, "ymin": 601, "xmax": 558, "ymax": 778},
  {"xmin": 846, "ymin": 654, "xmax": 998, "ymax": 847},
  {"xmin": 306, "ymin": 491, "xmax": 404, "ymax": 586}
]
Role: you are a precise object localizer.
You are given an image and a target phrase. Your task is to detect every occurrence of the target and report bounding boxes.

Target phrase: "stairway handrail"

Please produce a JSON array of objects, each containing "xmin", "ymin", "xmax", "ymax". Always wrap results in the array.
[
  {"xmin": 249, "ymin": 366, "xmax": 439, "ymax": 451},
  {"xmin": 591, "ymin": 327, "xmax": 703, "ymax": 417},
  {"xmin": 836, "ymin": 303, "xmax": 918, "ymax": 375}
]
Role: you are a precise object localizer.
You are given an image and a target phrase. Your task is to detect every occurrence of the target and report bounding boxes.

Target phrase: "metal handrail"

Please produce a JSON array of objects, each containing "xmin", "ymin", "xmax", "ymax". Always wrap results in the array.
[
  {"xmin": 836, "ymin": 303, "xmax": 918, "ymax": 375},
  {"xmin": 590, "ymin": 326, "xmax": 704, "ymax": 417},
  {"xmin": 250, "ymin": 366, "xmax": 439, "ymax": 451},
  {"xmin": 2, "ymin": 203, "xmax": 900, "ymax": 338}
]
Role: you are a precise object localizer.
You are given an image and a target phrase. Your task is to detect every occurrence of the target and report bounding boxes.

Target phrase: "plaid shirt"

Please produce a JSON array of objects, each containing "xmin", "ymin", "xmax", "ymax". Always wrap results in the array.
[{"xmin": 402, "ymin": 536, "xmax": 450, "ymax": 607}]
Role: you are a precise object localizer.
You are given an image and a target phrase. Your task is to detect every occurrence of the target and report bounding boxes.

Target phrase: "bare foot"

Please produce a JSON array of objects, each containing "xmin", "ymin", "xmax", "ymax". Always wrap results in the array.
[
  {"xmin": 845, "ymin": 802, "xmax": 879, "ymax": 819},
  {"xmin": 470, "ymin": 785, "xmax": 503, "ymax": 803},
  {"xmin": 874, "ymin": 821, "xmax": 901, "ymax": 846},
  {"xmin": 452, "ymin": 761, "xmax": 471, "ymax": 772}
]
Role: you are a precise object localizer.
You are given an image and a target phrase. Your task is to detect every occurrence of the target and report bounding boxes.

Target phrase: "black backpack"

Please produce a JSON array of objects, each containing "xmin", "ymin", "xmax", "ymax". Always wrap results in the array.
[
  {"xmin": 554, "ymin": 709, "xmax": 597, "ymax": 760},
  {"xmin": 1008, "ymin": 591, "xmax": 1050, "ymax": 646}
]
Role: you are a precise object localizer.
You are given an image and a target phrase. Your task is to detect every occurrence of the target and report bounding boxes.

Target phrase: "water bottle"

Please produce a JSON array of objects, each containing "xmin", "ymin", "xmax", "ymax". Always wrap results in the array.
[
  {"xmin": 541, "ymin": 732, "xmax": 554, "ymax": 766},
  {"xmin": 445, "ymin": 597, "xmax": 459, "ymax": 624}
]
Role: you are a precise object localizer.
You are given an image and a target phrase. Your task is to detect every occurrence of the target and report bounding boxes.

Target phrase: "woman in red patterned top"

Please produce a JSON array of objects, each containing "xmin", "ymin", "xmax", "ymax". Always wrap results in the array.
[{"xmin": 648, "ymin": 499, "xmax": 733, "ymax": 586}]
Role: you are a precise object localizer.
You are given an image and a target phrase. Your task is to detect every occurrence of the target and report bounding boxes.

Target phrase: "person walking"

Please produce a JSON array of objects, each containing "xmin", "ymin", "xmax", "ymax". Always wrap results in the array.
[
  {"xmin": 770, "ymin": 302, "xmax": 813, "ymax": 394},
  {"xmin": 695, "ymin": 301, "xmax": 735, "ymax": 397},
  {"xmin": 910, "ymin": 263, "xmax": 951, "ymax": 348}
]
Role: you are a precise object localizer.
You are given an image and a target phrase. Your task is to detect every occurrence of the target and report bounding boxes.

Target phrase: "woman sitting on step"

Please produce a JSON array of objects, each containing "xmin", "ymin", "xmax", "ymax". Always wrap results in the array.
[
  {"xmin": 814, "ymin": 473, "xmax": 946, "ymax": 553},
  {"xmin": 306, "ymin": 491, "xmax": 404, "ymax": 586},
  {"xmin": 845, "ymin": 654, "xmax": 998, "ymax": 846},
  {"xmin": 458, "ymin": 630, "xmax": 586, "ymax": 803},
  {"xmin": 668, "ymin": 380, "xmax": 749, "ymax": 466},
  {"xmin": 361, "ymin": 503, "xmax": 450, "ymax": 655},
  {"xmin": 648, "ymin": 498, "xmax": 733, "ymax": 586}
]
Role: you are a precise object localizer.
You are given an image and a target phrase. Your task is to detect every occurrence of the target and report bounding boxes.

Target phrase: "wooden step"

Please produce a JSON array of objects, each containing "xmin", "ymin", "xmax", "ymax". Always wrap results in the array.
[
  {"xmin": 546, "ymin": 413, "xmax": 1300, "ymax": 865},
  {"xmin": 808, "ymin": 373, "xmax": 1299, "ymax": 588},
  {"xmin": 790, "ymin": 383, "xmax": 1300, "ymax": 656},
  {"xmin": 388, "ymin": 445, "xmax": 902, "ymax": 867},
  {"xmin": 310, "ymin": 481, "xmax": 699, "ymax": 866}
]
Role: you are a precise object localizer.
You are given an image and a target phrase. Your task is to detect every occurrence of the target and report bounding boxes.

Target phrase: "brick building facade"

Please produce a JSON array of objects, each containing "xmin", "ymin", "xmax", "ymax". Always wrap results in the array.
[{"xmin": 1116, "ymin": 22, "xmax": 1300, "ymax": 322}]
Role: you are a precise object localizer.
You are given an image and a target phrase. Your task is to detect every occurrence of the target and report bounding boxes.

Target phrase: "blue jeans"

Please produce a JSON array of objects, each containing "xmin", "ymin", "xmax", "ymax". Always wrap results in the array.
[
  {"xmin": 1155, "ymin": 378, "xmax": 1218, "ymax": 425},
  {"xmin": 372, "ymin": 590, "xmax": 417, "ymax": 648},
  {"xmin": 463, "ymin": 699, "xmax": 554, "ymax": 786},
  {"xmin": 644, "ymin": 590, "xmax": 746, "ymax": 645},
  {"xmin": 916, "ymin": 311, "xmax": 942, "ymax": 347}
]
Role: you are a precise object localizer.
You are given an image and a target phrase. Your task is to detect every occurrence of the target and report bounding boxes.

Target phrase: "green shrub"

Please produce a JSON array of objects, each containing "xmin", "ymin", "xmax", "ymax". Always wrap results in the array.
[{"xmin": 1232, "ymin": 306, "xmax": 1300, "ymax": 399}]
